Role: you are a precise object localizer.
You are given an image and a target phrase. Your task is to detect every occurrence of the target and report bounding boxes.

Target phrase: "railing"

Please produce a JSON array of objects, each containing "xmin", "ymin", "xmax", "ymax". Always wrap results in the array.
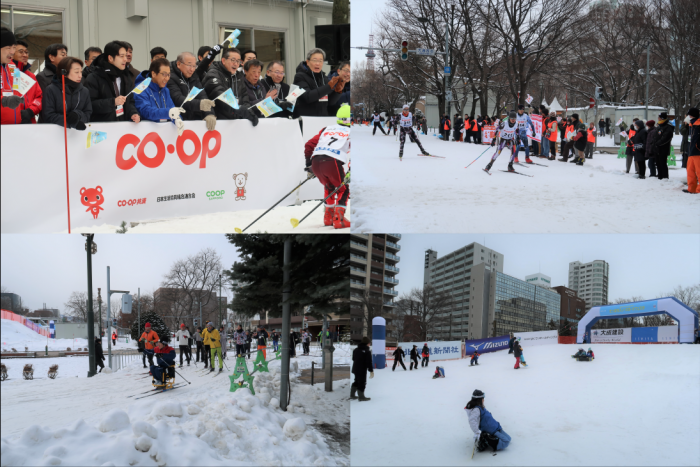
[
  {"xmin": 384, "ymin": 301, "xmax": 395, "ymax": 306},
  {"xmin": 385, "ymin": 265, "xmax": 400, "ymax": 273},
  {"xmin": 387, "ymin": 233, "xmax": 402, "ymax": 239},
  {"xmin": 386, "ymin": 241, "xmax": 401, "ymax": 251},
  {"xmin": 385, "ymin": 253, "xmax": 400, "ymax": 261},
  {"xmin": 350, "ymin": 253, "xmax": 366, "ymax": 261},
  {"xmin": 384, "ymin": 288, "xmax": 398, "ymax": 296},
  {"xmin": 1, "ymin": 309, "xmax": 51, "ymax": 337},
  {"xmin": 351, "ymin": 266, "xmax": 366, "ymax": 274},
  {"xmin": 384, "ymin": 276, "xmax": 399, "ymax": 284},
  {"xmin": 351, "ymin": 279, "xmax": 364, "ymax": 286},
  {"xmin": 350, "ymin": 241, "xmax": 368, "ymax": 249}
]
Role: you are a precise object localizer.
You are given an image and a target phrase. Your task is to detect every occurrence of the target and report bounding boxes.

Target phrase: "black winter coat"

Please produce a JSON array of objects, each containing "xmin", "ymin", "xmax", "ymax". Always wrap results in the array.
[
  {"xmin": 508, "ymin": 336, "xmax": 516, "ymax": 350},
  {"xmin": 410, "ymin": 347, "xmax": 420, "ymax": 360},
  {"xmin": 574, "ymin": 128, "xmax": 587, "ymax": 151},
  {"xmin": 514, "ymin": 344, "xmax": 522, "ymax": 358},
  {"xmin": 646, "ymin": 126, "xmax": 658, "ymax": 160},
  {"xmin": 253, "ymin": 330, "xmax": 269, "ymax": 346},
  {"xmin": 352, "ymin": 343, "xmax": 374, "ymax": 375},
  {"xmin": 243, "ymin": 77, "xmax": 268, "ymax": 109},
  {"xmin": 261, "ymin": 76, "xmax": 293, "ymax": 119},
  {"xmin": 690, "ymin": 118, "xmax": 700, "ymax": 157},
  {"xmin": 83, "ymin": 54, "xmax": 139, "ymax": 122},
  {"xmin": 167, "ymin": 61, "xmax": 214, "ymax": 121},
  {"xmin": 291, "ymin": 61, "xmax": 340, "ymax": 117},
  {"xmin": 632, "ymin": 127, "xmax": 648, "ymax": 161},
  {"xmin": 392, "ymin": 348, "xmax": 404, "ymax": 361},
  {"xmin": 653, "ymin": 121, "xmax": 674, "ymax": 157},
  {"xmin": 201, "ymin": 61, "xmax": 250, "ymax": 120},
  {"xmin": 35, "ymin": 60, "xmax": 56, "ymax": 93},
  {"xmin": 95, "ymin": 340, "xmax": 105, "ymax": 360},
  {"xmin": 41, "ymin": 76, "xmax": 92, "ymax": 128}
]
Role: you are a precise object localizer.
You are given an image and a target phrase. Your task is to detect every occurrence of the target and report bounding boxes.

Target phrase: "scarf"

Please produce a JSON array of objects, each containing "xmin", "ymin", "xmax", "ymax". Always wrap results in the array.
[
  {"xmin": 658, "ymin": 118, "xmax": 667, "ymax": 125},
  {"xmin": 43, "ymin": 59, "xmax": 57, "ymax": 75},
  {"xmin": 65, "ymin": 78, "xmax": 81, "ymax": 92}
]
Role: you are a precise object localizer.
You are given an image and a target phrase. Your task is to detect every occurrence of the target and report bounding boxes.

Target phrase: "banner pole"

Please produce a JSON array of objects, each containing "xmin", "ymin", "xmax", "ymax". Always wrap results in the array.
[{"xmin": 62, "ymin": 73, "xmax": 71, "ymax": 233}]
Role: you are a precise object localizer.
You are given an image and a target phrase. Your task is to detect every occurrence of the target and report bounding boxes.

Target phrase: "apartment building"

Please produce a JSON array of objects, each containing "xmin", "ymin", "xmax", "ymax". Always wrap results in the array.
[
  {"xmin": 423, "ymin": 243, "xmax": 504, "ymax": 340},
  {"xmin": 350, "ymin": 233, "xmax": 401, "ymax": 346},
  {"xmin": 568, "ymin": 260, "xmax": 610, "ymax": 309}
]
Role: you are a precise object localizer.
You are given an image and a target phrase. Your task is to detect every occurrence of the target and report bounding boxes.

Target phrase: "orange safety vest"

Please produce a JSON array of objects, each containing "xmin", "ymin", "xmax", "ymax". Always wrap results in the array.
[
  {"xmin": 472, "ymin": 120, "xmax": 479, "ymax": 131},
  {"xmin": 627, "ymin": 128, "xmax": 636, "ymax": 151},
  {"xmin": 548, "ymin": 121, "xmax": 558, "ymax": 141},
  {"xmin": 444, "ymin": 119, "xmax": 451, "ymax": 130},
  {"xmin": 587, "ymin": 128, "xmax": 596, "ymax": 143},
  {"xmin": 566, "ymin": 124, "xmax": 575, "ymax": 139}
]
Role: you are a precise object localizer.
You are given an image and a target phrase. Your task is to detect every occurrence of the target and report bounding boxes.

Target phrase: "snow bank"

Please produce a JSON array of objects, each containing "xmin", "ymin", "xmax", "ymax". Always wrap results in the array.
[
  {"xmin": 1, "ymin": 350, "xmax": 350, "ymax": 466},
  {"xmin": 65, "ymin": 200, "xmax": 351, "ymax": 234},
  {"xmin": 351, "ymin": 343, "xmax": 700, "ymax": 466},
  {"xmin": 353, "ymin": 125, "xmax": 696, "ymax": 233}
]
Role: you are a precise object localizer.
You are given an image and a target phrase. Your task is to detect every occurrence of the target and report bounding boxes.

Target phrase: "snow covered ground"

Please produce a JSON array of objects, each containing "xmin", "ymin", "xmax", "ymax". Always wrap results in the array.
[
  {"xmin": 352, "ymin": 125, "xmax": 697, "ymax": 233},
  {"xmin": 1, "ymin": 349, "xmax": 350, "ymax": 466},
  {"xmin": 351, "ymin": 343, "xmax": 700, "ymax": 466},
  {"xmin": 1, "ymin": 319, "xmax": 137, "ymax": 353},
  {"xmin": 62, "ymin": 200, "xmax": 350, "ymax": 234}
]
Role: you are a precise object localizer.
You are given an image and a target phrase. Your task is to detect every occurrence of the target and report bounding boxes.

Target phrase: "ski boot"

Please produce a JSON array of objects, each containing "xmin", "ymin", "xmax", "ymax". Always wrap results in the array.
[
  {"xmin": 333, "ymin": 205, "xmax": 350, "ymax": 229},
  {"xmin": 350, "ymin": 383, "xmax": 359, "ymax": 400},
  {"xmin": 507, "ymin": 162, "xmax": 515, "ymax": 172},
  {"xmin": 525, "ymin": 157, "xmax": 533, "ymax": 164},
  {"xmin": 485, "ymin": 161, "xmax": 493, "ymax": 172},
  {"xmin": 209, "ymin": 367, "xmax": 215, "ymax": 373},
  {"xmin": 358, "ymin": 390, "xmax": 371, "ymax": 401},
  {"xmin": 513, "ymin": 156, "xmax": 519, "ymax": 163},
  {"xmin": 576, "ymin": 160, "xmax": 584, "ymax": 166},
  {"xmin": 476, "ymin": 432, "xmax": 489, "ymax": 452},
  {"xmin": 323, "ymin": 204, "xmax": 335, "ymax": 227},
  {"xmin": 219, "ymin": 368, "xmax": 223, "ymax": 373}
]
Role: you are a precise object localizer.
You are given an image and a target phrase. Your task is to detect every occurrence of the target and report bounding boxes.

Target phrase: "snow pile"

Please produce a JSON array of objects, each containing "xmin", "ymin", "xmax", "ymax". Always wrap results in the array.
[
  {"xmin": 1, "ymin": 351, "xmax": 350, "ymax": 466},
  {"xmin": 351, "ymin": 343, "xmax": 700, "ymax": 466},
  {"xmin": 65, "ymin": 200, "xmax": 351, "ymax": 234},
  {"xmin": 352, "ymin": 125, "xmax": 696, "ymax": 233}
]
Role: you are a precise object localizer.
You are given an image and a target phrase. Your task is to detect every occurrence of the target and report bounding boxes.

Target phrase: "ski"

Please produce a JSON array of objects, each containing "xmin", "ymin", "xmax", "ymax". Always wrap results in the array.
[
  {"xmin": 499, "ymin": 170, "xmax": 533, "ymax": 177},
  {"xmin": 471, "ymin": 439, "xmax": 477, "ymax": 459},
  {"xmin": 417, "ymin": 154, "xmax": 445, "ymax": 158},
  {"xmin": 133, "ymin": 384, "xmax": 185, "ymax": 400},
  {"xmin": 526, "ymin": 161, "xmax": 548, "ymax": 167},
  {"xmin": 513, "ymin": 162, "xmax": 530, "ymax": 168},
  {"xmin": 482, "ymin": 168, "xmax": 492, "ymax": 175}
]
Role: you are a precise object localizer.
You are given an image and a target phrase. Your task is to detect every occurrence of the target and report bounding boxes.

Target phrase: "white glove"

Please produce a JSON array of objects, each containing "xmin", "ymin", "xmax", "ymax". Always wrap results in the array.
[
  {"xmin": 174, "ymin": 117, "xmax": 185, "ymax": 136},
  {"xmin": 369, "ymin": 372, "xmax": 374, "ymax": 379},
  {"xmin": 169, "ymin": 107, "xmax": 185, "ymax": 120},
  {"xmin": 204, "ymin": 114, "xmax": 216, "ymax": 131},
  {"xmin": 200, "ymin": 99, "xmax": 216, "ymax": 112}
]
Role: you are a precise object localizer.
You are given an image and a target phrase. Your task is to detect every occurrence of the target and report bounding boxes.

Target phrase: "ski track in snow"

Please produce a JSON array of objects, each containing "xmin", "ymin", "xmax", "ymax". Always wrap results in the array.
[
  {"xmin": 351, "ymin": 344, "xmax": 700, "ymax": 466},
  {"xmin": 352, "ymin": 125, "xmax": 697, "ymax": 233}
]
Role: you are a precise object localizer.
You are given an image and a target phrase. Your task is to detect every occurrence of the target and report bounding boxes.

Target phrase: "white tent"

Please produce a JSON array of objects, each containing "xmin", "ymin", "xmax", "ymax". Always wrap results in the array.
[
  {"xmin": 549, "ymin": 97, "xmax": 564, "ymax": 112},
  {"xmin": 541, "ymin": 98, "xmax": 548, "ymax": 107}
]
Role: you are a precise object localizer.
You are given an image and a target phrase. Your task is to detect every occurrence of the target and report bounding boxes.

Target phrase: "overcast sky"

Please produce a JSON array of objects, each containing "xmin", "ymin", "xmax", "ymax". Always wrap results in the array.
[
  {"xmin": 393, "ymin": 234, "xmax": 700, "ymax": 301},
  {"xmin": 351, "ymin": 0, "xmax": 388, "ymax": 66},
  {"xmin": 1, "ymin": 235, "xmax": 239, "ymax": 311}
]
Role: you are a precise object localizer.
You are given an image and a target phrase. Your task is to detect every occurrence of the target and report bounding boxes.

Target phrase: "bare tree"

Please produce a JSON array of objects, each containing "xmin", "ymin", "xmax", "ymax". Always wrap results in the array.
[
  {"xmin": 353, "ymin": 289, "xmax": 386, "ymax": 340},
  {"xmin": 399, "ymin": 285, "xmax": 452, "ymax": 341},
  {"xmin": 159, "ymin": 248, "xmax": 225, "ymax": 330},
  {"xmin": 661, "ymin": 283, "xmax": 700, "ymax": 312},
  {"xmin": 63, "ymin": 291, "xmax": 106, "ymax": 323}
]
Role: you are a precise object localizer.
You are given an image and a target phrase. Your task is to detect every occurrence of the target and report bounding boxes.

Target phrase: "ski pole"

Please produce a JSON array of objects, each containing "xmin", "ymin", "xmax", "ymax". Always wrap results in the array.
[
  {"xmin": 155, "ymin": 355, "xmax": 191, "ymax": 384},
  {"xmin": 290, "ymin": 172, "xmax": 350, "ymax": 228},
  {"xmin": 234, "ymin": 177, "xmax": 313, "ymax": 233},
  {"xmin": 465, "ymin": 146, "xmax": 496, "ymax": 169}
]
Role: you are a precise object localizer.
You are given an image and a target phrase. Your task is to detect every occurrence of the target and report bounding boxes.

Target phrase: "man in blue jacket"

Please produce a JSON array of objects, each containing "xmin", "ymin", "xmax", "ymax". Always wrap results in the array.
[{"xmin": 134, "ymin": 57, "xmax": 185, "ymax": 134}]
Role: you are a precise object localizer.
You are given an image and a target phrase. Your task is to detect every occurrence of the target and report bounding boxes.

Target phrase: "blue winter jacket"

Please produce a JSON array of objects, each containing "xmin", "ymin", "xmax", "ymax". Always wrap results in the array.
[
  {"xmin": 478, "ymin": 406, "xmax": 502, "ymax": 434},
  {"xmin": 150, "ymin": 347, "xmax": 176, "ymax": 381},
  {"xmin": 134, "ymin": 72, "xmax": 176, "ymax": 122}
]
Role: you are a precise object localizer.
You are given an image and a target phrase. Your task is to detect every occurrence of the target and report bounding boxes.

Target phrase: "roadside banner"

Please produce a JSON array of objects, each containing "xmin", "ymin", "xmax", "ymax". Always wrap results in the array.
[
  {"xmin": 482, "ymin": 125, "xmax": 496, "ymax": 144},
  {"xmin": 464, "ymin": 335, "xmax": 510, "ymax": 355},
  {"xmin": 513, "ymin": 330, "xmax": 557, "ymax": 346}
]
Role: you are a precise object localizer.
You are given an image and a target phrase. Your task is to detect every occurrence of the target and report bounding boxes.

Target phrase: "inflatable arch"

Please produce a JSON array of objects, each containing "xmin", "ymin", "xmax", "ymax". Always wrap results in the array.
[{"xmin": 577, "ymin": 297, "xmax": 698, "ymax": 344}]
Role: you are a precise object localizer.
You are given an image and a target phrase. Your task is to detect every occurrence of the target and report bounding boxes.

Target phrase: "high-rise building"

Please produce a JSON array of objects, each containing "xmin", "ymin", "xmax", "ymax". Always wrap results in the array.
[
  {"xmin": 423, "ymin": 243, "xmax": 505, "ymax": 340},
  {"xmin": 568, "ymin": 260, "xmax": 609, "ymax": 309},
  {"xmin": 469, "ymin": 263, "xmax": 561, "ymax": 339},
  {"xmin": 525, "ymin": 273, "xmax": 552, "ymax": 288},
  {"xmin": 350, "ymin": 233, "xmax": 401, "ymax": 345}
]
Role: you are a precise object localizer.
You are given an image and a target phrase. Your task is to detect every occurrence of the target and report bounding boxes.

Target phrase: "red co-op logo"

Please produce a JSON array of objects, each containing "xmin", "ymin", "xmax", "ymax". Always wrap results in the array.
[{"xmin": 115, "ymin": 130, "xmax": 222, "ymax": 170}]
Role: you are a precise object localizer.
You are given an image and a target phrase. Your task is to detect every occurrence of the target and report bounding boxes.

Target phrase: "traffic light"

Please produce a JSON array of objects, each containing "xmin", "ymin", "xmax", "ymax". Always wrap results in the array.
[
  {"xmin": 400, "ymin": 40, "xmax": 408, "ymax": 61},
  {"xmin": 112, "ymin": 318, "xmax": 118, "ymax": 327},
  {"xmin": 193, "ymin": 319, "xmax": 198, "ymax": 328},
  {"xmin": 595, "ymin": 86, "xmax": 603, "ymax": 99}
]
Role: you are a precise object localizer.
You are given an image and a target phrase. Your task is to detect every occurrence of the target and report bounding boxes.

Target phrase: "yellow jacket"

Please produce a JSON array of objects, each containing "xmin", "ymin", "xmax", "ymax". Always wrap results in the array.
[{"xmin": 202, "ymin": 328, "xmax": 221, "ymax": 348}]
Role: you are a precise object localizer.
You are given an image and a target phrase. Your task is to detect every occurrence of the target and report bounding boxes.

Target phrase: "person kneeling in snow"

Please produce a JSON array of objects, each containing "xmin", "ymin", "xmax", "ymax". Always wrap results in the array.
[
  {"xmin": 432, "ymin": 366, "xmax": 445, "ymax": 379},
  {"xmin": 470, "ymin": 351, "xmax": 480, "ymax": 366},
  {"xmin": 465, "ymin": 389, "xmax": 511, "ymax": 453},
  {"xmin": 150, "ymin": 337, "xmax": 176, "ymax": 386}
]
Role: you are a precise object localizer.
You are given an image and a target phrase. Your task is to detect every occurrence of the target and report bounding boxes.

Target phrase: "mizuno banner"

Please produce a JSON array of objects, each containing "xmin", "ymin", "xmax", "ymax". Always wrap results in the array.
[{"xmin": 464, "ymin": 335, "xmax": 510, "ymax": 356}]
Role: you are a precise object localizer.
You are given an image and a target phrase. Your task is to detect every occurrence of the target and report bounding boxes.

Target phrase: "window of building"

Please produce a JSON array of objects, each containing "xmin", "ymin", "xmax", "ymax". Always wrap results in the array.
[
  {"xmin": 220, "ymin": 26, "xmax": 286, "ymax": 77},
  {"xmin": 1, "ymin": 5, "xmax": 64, "ymax": 74}
]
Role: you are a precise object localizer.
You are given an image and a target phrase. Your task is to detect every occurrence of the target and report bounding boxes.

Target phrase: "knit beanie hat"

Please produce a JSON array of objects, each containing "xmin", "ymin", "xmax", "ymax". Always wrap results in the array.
[
  {"xmin": 645, "ymin": 120, "xmax": 655, "ymax": 128},
  {"xmin": 0, "ymin": 27, "xmax": 16, "ymax": 48},
  {"xmin": 689, "ymin": 108, "xmax": 699, "ymax": 119}
]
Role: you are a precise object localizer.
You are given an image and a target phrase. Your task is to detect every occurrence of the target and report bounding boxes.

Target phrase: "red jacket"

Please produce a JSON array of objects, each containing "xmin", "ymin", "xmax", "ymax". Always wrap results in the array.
[
  {"xmin": 1, "ymin": 61, "xmax": 42, "ymax": 124},
  {"xmin": 304, "ymin": 127, "xmax": 325, "ymax": 164}
]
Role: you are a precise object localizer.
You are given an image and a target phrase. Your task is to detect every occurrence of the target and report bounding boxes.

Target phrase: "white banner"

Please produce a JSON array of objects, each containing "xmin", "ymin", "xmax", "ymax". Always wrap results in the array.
[
  {"xmin": 396, "ymin": 341, "xmax": 464, "ymax": 361},
  {"xmin": 1, "ymin": 118, "xmax": 335, "ymax": 233},
  {"xmin": 513, "ymin": 330, "xmax": 558, "ymax": 347},
  {"xmin": 482, "ymin": 125, "xmax": 496, "ymax": 144},
  {"xmin": 657, "ymin": 326, "xmax": 679, "ymax": 343},
  {"xmin": 530, "ymin": 114, "xmax": 543, "ymax": 143},
  {"xmin": 591, "ymin": 328, "xmax": 631, "ymax": 343}
]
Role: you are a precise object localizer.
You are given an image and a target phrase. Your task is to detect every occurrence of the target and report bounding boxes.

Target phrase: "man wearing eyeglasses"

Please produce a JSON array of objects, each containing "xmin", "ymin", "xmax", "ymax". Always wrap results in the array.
[
  {"xmin": 2, "ymin": 38, "xmax": 42, "ymax": 125},
  {"xmin": 202, "ymin": 47, "xmax": 258, "ymax": 126},
  {"xmin": 167, "ymin": 52, "xmax": 217, "ymax": 131},
  {"xmin": 133, "ymin": 58, "xmax": 185, "ymax": 134},
  {"xmin": 262, "ymin": 60, "xmax": 293, "ymax": 119}
]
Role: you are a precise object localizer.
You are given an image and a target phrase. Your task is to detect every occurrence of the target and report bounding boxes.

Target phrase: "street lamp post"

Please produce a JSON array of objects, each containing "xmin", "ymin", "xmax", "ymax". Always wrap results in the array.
[
  {"xmin": 106, "ymin": 266, "xmax": 129, "ymax": 369},
  {"xmin": 83, "ymin": 234, "xmax": 97, "ymax": 377}
]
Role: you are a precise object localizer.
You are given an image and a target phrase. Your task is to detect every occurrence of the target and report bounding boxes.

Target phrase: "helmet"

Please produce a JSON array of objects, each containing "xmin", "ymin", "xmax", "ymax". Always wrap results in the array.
[
  {"xmin": 509, "ymin": 111, "xmax": 517, "ymax": 120},
  {"xmin": 336, "ymin": 104, "xmax": 351, "ymax": 126}
]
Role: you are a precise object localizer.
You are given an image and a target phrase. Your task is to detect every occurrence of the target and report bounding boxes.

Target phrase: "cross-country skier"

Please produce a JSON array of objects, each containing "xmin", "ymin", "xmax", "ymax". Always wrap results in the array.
[
  {"xmin": 392, "ymin": 346, "xmax": 406, "ymax": 371},
  {"xmin": 515, "ymin": 104, "xmax": 536, "ymax": 163},
  {"xmin": 421, "ymin": 343, "xmax": 430, "ymax": 367},
  {"xmin": 304, "ymin": 104, "xmax": 351, "ymax": 229},
  {"xmin": 409, "ymin": 344, "xmax": 421, "ymax": 370},
  {"xmin": 485, "ymin": 111, "xmax": 519, "ymax": 172},
  {"xmin": 371, "ymin": 110, "xmax": 387, "ymax": 135},
  {"xmin": 150, "ymin": 337, "xmax": 176, "ymax": 386},
  {"xmin": 465, "ymin": 389, "xmax": 511, "ymax": 453},
  {"xmin": 398, "ymin": 104, "xmax": 431, "ymax": 160}
]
